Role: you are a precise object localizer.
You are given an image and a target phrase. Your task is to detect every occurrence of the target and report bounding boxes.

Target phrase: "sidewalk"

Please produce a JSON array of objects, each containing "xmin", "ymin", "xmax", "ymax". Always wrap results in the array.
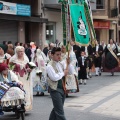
[{"xmin": 65, "ymin": 73, "xmax": 120, "ymax": 119}]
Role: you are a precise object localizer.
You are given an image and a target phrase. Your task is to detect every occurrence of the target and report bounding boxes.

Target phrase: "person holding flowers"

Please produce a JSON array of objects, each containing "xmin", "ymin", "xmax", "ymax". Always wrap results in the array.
[
  {"xmin": 9, "ymin": 46, "xmax": 35, "ymax": 111},
  {"xmin": 33, "ymin": 48, "xmax": 48, "ymax": 96}
]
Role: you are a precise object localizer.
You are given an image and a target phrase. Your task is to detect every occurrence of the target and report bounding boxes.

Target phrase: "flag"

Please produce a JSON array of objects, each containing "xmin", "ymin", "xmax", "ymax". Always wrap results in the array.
[{"xmin": 70, "ymin": 4, "xmax": 90, "ymax": 45}]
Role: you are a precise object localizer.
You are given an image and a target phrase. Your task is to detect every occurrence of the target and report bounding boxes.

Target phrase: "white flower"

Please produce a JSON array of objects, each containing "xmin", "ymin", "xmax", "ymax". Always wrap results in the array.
[
  {"xmin": 28, "ymin": 62, "xmax": 36, "ymax": 67},
  {"xmin": 117, "ymin": 53, "xmax": 120, "ymax": 56},
  {"xmin": 36, "ymin": 70, "xmax": 42, "ymax": 74}
]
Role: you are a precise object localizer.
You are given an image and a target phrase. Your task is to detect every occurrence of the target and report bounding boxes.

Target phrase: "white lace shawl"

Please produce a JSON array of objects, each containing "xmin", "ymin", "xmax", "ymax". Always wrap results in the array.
[
  {"xmin": 107, "ymin": 44, "xmax": 116, "ymax": 51},
  {"xmin": 9, "ymin": 47, "xmax": 29, "ymax": 70}
]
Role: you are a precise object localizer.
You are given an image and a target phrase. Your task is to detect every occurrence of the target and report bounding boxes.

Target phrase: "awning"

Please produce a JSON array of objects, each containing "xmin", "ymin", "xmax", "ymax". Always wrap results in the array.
[{"xmin": 0, "ymin": 14, "xmax": 48, "ymax": 23}]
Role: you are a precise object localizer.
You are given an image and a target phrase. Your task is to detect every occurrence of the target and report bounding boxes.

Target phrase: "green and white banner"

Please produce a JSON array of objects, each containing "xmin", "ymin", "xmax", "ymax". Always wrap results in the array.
[{"xmin": 70, "ymin": 4, "xmax": 90, "ymax": 45}]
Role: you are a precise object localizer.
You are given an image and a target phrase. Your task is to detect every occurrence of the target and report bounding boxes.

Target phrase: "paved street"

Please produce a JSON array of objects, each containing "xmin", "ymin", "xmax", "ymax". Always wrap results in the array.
[{"xmin": 1, "ymin": 72, "xmax": 120, "ymax": 120}]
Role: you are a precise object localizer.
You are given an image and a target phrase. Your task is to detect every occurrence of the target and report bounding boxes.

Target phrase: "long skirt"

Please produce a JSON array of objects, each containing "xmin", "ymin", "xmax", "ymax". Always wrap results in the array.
[
  {"xmin": 105, "ymin": 52, "xmax": 118, "ymax": 69},
  {"xmin": 17, "ymin": 73, "xmax": 33, "ymax": 111}
]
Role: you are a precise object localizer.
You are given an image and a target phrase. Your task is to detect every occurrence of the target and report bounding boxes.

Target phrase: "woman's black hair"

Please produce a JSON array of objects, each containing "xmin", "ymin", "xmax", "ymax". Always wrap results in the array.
[
  {"xmin": 8, "ymin": 41, "xmax": 12, "ymax": 44},
  {"xmin": 109, "ymin": 39, "xmax": 114, "ymax": 44},
  {"xmin": 15, "ymin": 42, "xmax": 19, "ymax": 46},
  {"xmin": 51, "ymin": 47, "xmax": 61, "ymax": 55},
  {"xmin": 20, "ymin": 43, "xmax": 23, "ymax": 46},
  {"xmin": 27, "ymin": 43, "xmax": 31, "ymax": 48},
  {"xmin": 3, "ymin": 41, "xmax": 7, "ymax": 45}
]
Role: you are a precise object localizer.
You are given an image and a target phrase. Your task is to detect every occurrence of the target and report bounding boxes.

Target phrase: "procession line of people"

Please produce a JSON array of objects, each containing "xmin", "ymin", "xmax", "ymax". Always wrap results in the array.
[{"xmin": 0, "ymin": 38, "xmax": 120, "ymax": 119}]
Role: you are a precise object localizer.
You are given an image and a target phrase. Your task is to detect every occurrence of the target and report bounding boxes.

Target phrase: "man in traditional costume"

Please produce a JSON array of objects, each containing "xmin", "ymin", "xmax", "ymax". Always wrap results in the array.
[
  {"xmin": 71, "ymin": 41, "xmax": 81, "ymax": 61},
  {"xmin": 81, "ymin": 44, "xmax": 93, "ymax": 78},
  {"xmin": 47, "ymin": 47, "xmax": 75, "ymax": 120},
  {"xmin": 25, "ymin": 43, "xmax": 32, "ymax": 62},
  {"xmin": 93, "ymin": 40, "xmax": 103, "ymax": 76},
  {"xmin": 30, "ymin": 42, "xmax": 36, "ymax": 62},
  {"xmin": 78, "ymin": 51, "xmax": 87, "ymax": 85},
  {"xmin": 105, "ymin": 39, "xmax": 118, "ymax": 76}
]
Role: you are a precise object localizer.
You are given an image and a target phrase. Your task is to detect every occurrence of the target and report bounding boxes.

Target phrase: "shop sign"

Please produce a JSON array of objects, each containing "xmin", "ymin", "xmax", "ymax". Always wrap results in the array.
[
  {"xmin": 0, "ymin": 1, "xmax": 31, "ymax": 16},
  {"xmin": 93, "ymin": 21, "xmax": 110, "ymax": 29}
]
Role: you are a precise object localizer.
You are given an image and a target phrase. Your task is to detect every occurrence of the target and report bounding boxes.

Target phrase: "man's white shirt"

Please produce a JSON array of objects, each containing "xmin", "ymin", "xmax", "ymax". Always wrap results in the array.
[{"xmin": 46, "ymin": 60, "xmax": 74, "ymax": 82}]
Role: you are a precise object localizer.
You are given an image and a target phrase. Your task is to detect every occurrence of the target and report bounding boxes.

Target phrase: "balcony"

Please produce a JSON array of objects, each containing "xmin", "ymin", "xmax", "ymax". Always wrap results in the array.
[{"xmin": 44, "ymin": 0, "xmax": 61, "ymax": 10}]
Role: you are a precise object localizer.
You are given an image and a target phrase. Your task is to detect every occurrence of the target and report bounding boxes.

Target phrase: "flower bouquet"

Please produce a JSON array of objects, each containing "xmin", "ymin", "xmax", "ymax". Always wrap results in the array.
[
  {"xmin": 9, "ymin": 62, "xmax": 15, "ymax": 70},
  {"xmin": 36, "ymin": 69, "xmax": 42, "ymax": 75},
  {"xmin": 36, "ymin": 70, "xmax": 48, "ymax": 91},
  {"xmin": 27, "ymin": 62, "xmax": 36, "ymax": 80},
  {"xmin": 117, "ymin": 53, "xmax": 120, "ymax": 67},
  {"xmin": 36, "ymin": 70, "xmax": 42, "ymax": 79}
]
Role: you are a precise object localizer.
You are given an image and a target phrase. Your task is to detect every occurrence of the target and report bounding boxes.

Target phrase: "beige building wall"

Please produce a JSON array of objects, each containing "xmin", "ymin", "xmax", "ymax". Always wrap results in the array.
[
  {"xmin": 100, "ymin": 29, "xmax": 109, "ymax": 44},
  {"xmin": 44, "ymin": 11, "xmax": 63, "ymax": 43}
]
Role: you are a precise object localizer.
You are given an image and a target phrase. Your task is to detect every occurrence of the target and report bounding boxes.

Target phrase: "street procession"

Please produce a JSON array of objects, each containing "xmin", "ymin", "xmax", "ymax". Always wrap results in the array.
[{"xmin": 0, "ymin": 0, "xmax": 120, "ymax": 120}]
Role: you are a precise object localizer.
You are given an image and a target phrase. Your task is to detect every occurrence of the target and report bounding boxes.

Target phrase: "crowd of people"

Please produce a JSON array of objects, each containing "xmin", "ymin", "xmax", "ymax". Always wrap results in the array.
[{"xmin": 0, "ymin": 38, "xmax": 120, "ymax": 120}]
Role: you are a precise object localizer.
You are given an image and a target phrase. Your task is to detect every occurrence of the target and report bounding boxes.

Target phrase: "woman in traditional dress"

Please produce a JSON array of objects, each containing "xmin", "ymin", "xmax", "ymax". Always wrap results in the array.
[
  {"xmin": 33, "ymin": 48, "xmax": 47, "ymax": 96},
  {"xmin": 0, "ymin": 44, "xmax": 11, "ymax": 64},
  {"xmin": 61, "ymin": 45, "xmax": 67, "ymax": 61},
  {"xmin": 0, "ymin": 63, "xmax": 23, "ymax": 115},
  {"xmin": 105, "ymin": 39, "xmax": 118, "ymax": 76},
  {"xmin": 9, "ymin": 46, "xmax": 33, "ymax": 111},
  {"xmin": 67, "ymin": 44, "xmax": 78, "ymax": 76},
  {"xmin": 47, "ymin": 50, "xmax": 52, "ymax": 63}
]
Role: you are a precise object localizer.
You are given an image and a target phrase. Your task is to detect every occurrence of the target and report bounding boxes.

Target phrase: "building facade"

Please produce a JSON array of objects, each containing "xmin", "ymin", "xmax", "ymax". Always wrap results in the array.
[
  {"xmin": 0, "ymin": 0, "xmax": 48, "ymax": 46},
  {"xmin": 44, "ymin": 0, "xmax": 62, "ymax": 45},
  {"xmin": 0, "ymin": 0, "xmax": 119, "ymax": 47},
  {"xmin": 92, "ymin": 0, "xmax": 118, "ymax": 44},
  {"xmin": 43, "ymin": 0, "xmax": 119, "ymax": 45}
]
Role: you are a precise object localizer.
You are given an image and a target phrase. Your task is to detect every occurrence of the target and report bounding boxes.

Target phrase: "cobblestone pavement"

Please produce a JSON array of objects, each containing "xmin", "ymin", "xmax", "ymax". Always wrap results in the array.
[{"xmin": 1, "ymin": 72, "xmax": 120, "ymax": 120}]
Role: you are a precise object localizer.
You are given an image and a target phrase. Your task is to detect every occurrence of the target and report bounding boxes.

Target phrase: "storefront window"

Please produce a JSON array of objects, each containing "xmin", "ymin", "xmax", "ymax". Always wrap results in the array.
[
  {"xmin": 46, "ymin": 23, "xmax": 56, "ymax": 44},
  {"xmin": 96, "ymin": 0, "xmax": 104, "ymax": 9}
]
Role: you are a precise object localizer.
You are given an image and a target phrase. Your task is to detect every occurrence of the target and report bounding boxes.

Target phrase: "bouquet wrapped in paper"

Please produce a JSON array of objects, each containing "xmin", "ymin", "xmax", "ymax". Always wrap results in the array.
[{"xmin": 27, "ymin": 62, "xmax": 36, "ymax": 80}]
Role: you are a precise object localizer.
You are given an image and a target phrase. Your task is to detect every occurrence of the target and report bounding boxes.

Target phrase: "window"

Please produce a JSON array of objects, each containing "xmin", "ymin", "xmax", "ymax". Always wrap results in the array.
[
  {"xmin": 46, "ymin": 23, "xmax": 56, "ymax": 44},
  {"xmin": 96, "ymin": 0, "xmax": 104, "ymax": 9}
]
